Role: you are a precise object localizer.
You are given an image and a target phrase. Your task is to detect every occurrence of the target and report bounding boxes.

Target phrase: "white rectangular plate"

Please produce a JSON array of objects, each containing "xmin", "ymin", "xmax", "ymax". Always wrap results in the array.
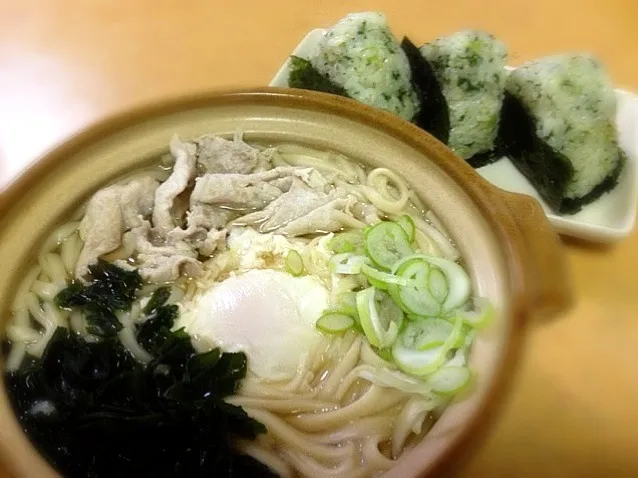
[{"xmin": 270, "ymin": 29, "xmax": 638, "ymax": 243}]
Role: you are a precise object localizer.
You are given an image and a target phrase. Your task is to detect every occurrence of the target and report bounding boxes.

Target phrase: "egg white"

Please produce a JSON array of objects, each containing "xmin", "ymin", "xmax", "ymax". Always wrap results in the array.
[
  {"xmin": 227, "ymin": 227, "xmax": 302, "ymax": 271},
  {"xmin": 176, "ymin": 227, "xmax": 333, "ymax": 381}
]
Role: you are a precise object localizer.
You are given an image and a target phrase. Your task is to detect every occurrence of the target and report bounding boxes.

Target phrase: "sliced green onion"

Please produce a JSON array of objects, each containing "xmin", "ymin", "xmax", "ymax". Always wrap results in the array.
[
  {"xmin": 426, "ymin": 366, "xmax": 472, "ymax": 395},
  {"xmin": 445, "ymin": 347, "xmax": 468, "ymax": 368},
  {"xmin": 395, "ymin": 215, "xmax": 416, "ymax": 242},
  {"xmin": 428, "ymin": 267, "xmax": 448, "ymax": 304},
  {"xmin": 387, "ymin": 283, "xmax": 405, "ymax": 312},
  {"xmin": 364, "ymin": 274, "xmax": 388, "ymax": 290},
  {"xmin": 462, "ymin": 327, "xmax": 476, "ymax": 348},
  {"xmin": 332, "ymin": 291, "xmax": 358, "ymax": 318},
  {"xmin": 285, "ymin": 250, "xmax": 304, "ymax": 276},
  {"xmin": 356, "ymin": 287, "xmax": 403, "ymax": 349},
  {"xmin": 401, "ymin": 318, "xmax": 456, "ymax": 350},
  {"xmin": 329, "ymin": 231, "xmax": 364, "ymax": 254},
  {"xmin": 374, "ymin": 347, "xmax": 394, "ymax": 362},
  {"xmin": 377, "ymin": 288, "xmax": 405, "ymax": 338},
  {"xmin": 390, "ymin": 258, "xmax": 440, "ymax": 317},
  {"xmin": 360, "ymin": 263, "xmax": 415, "ymax": 288},
  {"xmin": 392, "ymin": 254, "xmax": 471, "ymax": 313},
  {"xmin": 357, "ymin": 365, "xmax": 435, "ymax": 396},
  {"xmin": 316, "ymin": 313, "xmax": 355, "ymax": 334},
  {"xmin": 364, "ymin": 221, "xmax": 413, "ymax": 270},
  {"xmin": 406, "ymin": 314, "xmax": 425, "ymax": 321},
  {"xmin": 328, "ymin": 253, "xmax": 369, "ymax": 275},
  {"xmin": 356, "ymin": 287, "xmax": 381, "ymax": 347},
  {"xmin": 455, "ymin": 297, "xmax": 494, "ymax": 329},
  {"xmin": 391, "ymin": 313, "xmax": 463, "ymax": 377}
]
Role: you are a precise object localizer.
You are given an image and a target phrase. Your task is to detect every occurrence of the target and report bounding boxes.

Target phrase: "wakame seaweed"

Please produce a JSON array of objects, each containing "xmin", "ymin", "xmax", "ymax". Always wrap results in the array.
[
  {"xmin": 55, "ymin": 260, "xmax": 142, "ymax": 337},
  {"xmin": 8, "ymin": 277, "xmax": 276, "ymax": 477},
  {"xmin": 143, "ymin": 286, "xmax": 172, "ymax": 314},
  {"xmin": 401, "ymin": 37, "xmax": 450, "ymax": 145},
  {"xmin": 288, "ymin": 55, "xmax": 349, "ymax": 97},
  {"xmin": 136, "ymin": 286, "xmax": 180, "ymax": 355}
]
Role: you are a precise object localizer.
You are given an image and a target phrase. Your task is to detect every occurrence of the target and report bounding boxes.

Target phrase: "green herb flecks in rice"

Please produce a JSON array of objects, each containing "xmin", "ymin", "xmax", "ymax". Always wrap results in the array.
[
  {"xmin": 309, "ymin": 12, "xmax": 420, "ymax": 121},
  {"xmin": 419, "ymin": 30, "xmax": 508, "ymax": 162}
]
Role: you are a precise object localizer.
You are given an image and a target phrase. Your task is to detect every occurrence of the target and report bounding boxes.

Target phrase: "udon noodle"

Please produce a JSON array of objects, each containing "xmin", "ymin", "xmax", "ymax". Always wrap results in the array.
[{"xmin": 5, "ymin": 136, "xmax": 471, "ymax": 478}]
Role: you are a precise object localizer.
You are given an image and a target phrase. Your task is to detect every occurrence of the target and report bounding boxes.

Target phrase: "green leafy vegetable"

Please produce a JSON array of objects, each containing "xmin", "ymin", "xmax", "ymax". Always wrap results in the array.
[
  {"xmin": 136, "ymin": 287, "xmax": 179, "ymax": 355},
  {"xmin": 288, "ymin": 56, "xmax": 349, "ymax": 97},
  {"xmin": 56, "ymin": 260, "xmax": 142, "ymax": 311},
  {"xmin": 7, "ymin": 326, "xmax": 275, "ymax": 478},
  {"xmin": 55, "ymin": 260, "xmax": 142, "ymax": 337},
  {"xmin": 136, "ymin": 303, "xmax": 178, "ymax": 355},
  {"xmin": 9, "ymin": 269, "xmax": 276, "ymax": 477},
  {"xmin": 143, "ymin": 286, "xmax": 171, "ymax": 314}
]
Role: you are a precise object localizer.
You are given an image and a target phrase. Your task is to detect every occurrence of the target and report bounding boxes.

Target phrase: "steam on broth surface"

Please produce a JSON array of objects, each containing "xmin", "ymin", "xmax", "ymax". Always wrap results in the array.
[{"xmin": 4, "ymin": 132, "xmax": 491, "ymax": 478}]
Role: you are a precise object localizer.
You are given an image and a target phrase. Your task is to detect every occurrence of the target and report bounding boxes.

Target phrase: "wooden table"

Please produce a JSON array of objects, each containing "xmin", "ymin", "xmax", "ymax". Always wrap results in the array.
[{"xmin": 1, "ymin": 1, "xmax": 637, "ymax": 476}]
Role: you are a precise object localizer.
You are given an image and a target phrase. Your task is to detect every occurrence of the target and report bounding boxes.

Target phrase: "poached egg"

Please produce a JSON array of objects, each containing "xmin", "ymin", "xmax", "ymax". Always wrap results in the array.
[{"xmin": 176, "ymin": 228, "xmax": 331, "ymax": 381}]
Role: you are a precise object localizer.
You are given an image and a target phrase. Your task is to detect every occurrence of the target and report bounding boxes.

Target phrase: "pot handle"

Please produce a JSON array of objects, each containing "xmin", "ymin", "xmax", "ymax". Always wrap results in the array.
[{"xmin": 498, "ymin": 190, "xmax": 573, "ymax": 319}]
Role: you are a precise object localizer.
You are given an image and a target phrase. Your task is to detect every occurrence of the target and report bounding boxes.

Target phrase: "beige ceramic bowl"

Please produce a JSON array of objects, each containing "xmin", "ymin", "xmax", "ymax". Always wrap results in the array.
[{"xmin": 0, "ymin": 88, "xmax": 571, "ymax": 477}]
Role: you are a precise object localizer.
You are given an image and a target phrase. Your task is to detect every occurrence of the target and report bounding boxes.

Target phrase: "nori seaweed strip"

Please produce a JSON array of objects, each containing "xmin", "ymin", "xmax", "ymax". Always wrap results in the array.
[
  {"xmin": 499, "ymin": 92, "xmax": 575, "ymax": 211},
  {"xmin": 466, "ymin": 147, "xmax": 505, "ymax": 168},
  {"xmin": 560, "ymin": 151, "xmax": 626, "ymax": 214},
  {"xmin": 401, "ymin": 37, "xmax": 450, "ymax": 144},
  {"xmin": 287, "ymin": 56, "xmax": 349, "ymax": 97},
  {"xmin": 500, "ymin": 92, "xmax": 625, "ymax": 214}
]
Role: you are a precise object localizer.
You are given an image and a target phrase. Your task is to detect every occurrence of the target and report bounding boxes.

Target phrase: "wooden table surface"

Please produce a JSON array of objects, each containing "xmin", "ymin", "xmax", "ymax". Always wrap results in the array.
[{"xmin": 1, "ymin": 1, "xmax": 638, "ymax": 476}]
